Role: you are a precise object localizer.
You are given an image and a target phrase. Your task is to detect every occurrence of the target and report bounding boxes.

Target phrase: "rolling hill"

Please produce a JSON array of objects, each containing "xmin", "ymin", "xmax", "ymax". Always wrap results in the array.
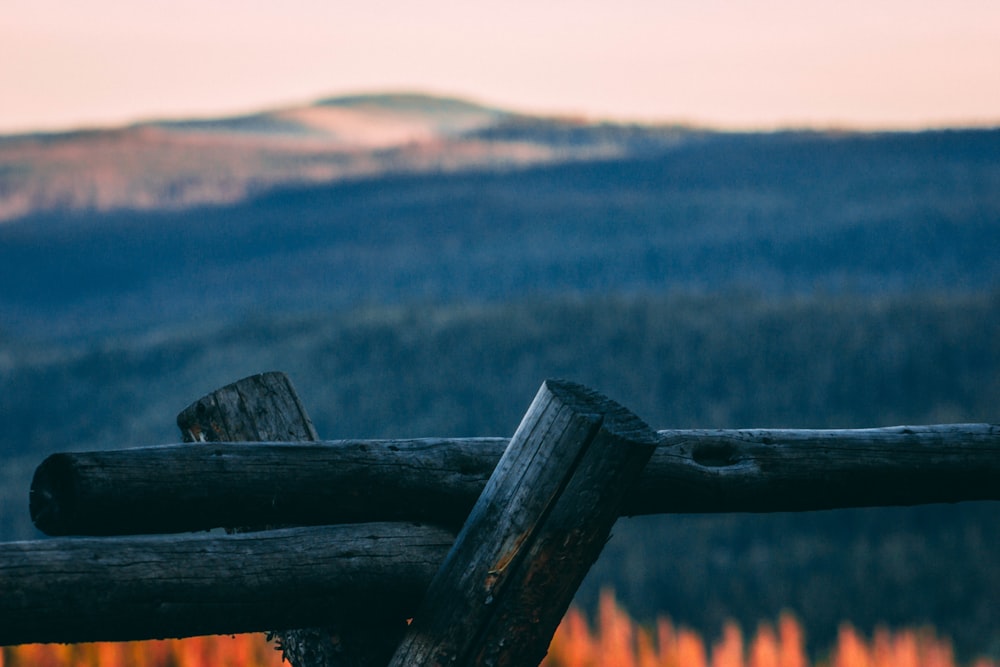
[{"xmin": 0, "ymin": 92, "xmax": 689, "ymax": 222}]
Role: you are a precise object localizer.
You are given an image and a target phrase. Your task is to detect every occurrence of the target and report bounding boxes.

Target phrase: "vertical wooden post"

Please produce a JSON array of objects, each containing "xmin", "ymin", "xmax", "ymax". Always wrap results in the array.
[
  {"xmin": 388, "ymin": 379, "xmax": 658, "ymax": 667},
  {"xmin": 177, "ymin": 372, "xmax": 402, "ymax": 667},
  {"xmin": 176, "ymin": 371, "xmax": 319, "ymax": 445}
]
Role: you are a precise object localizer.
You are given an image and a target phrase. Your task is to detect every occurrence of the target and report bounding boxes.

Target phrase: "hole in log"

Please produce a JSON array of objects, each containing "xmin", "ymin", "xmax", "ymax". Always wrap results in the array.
[{"xmin": 691, "ymin": 442, "xmax": 739, "ymax": 467}]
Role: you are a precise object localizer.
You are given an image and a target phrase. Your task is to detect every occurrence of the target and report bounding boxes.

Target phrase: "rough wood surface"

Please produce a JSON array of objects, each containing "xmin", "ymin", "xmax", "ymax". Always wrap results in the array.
[
  {"xmin": 30, "ymin": 438, "xmax": 507, "ymax": 536},
  {"xmin": 388, "ymin": 379, "xmax": 658, "ymax": 667},
  {"xmin": 0, "ymin": 522, "xmax": 452, "ymax": 646},
  {"xmin": 644, "ymin": 425, "xmax": 1000, "ymax": 512},
  {"xmin": 32, "ymin": 424, "xmax": 1000, "ymax": 536},
  {"xmin": 175, "ymin": 372, "xmax": 384, "ymax": 667},
  {"xmin": 176, "ymin": 370, "xmax": 319, "ymax": 443}
]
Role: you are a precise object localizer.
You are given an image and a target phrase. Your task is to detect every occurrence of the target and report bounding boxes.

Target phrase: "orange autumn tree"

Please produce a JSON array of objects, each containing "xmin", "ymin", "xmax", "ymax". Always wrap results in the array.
[
  {"xmin": 3, "ymin": 592, "xmax": 997, "ymax": 667},
  {"xmin": 545, "ymin": 590, "xmax": 805, "ymax": 667},
  {"xmin": 543, "ymin": 590, "xmax": 994, "ymax": 667},
  {"xmin": 0, "ymin": 635, "xmax": 282, "ymax": 667}
]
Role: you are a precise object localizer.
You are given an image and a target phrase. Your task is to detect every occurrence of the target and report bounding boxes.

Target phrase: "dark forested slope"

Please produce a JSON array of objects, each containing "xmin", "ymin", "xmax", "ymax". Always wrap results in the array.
[{"xmin": 2, "ymin": 128, "xmax": 998, "ymax": 341}]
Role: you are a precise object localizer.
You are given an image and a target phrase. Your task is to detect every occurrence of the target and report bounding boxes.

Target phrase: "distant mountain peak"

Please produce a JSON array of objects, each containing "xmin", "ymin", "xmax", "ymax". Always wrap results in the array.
[
  {"xmin": 0, "ymin": 89, "xmax": 698, "ymax": 223},
  {"xmin": 313, "ymin": 92, "xmax": 505, "ymax": 116}
]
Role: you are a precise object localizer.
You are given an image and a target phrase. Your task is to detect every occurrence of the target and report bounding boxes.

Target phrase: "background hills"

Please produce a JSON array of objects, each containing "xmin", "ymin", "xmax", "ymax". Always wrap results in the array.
[
  {"xmin": 0, "ymin": 93, "xmax": 688, "ymax": 223},
  {"xmin": 1, "ymin": 94, "xmax": 998, "ymax": 658}
]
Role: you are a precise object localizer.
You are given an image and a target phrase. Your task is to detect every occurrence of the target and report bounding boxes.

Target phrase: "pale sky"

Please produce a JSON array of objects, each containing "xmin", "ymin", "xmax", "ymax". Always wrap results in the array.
[{"xmin": 2, "ymin": 0, "xmax": 999, "ymax": 134}]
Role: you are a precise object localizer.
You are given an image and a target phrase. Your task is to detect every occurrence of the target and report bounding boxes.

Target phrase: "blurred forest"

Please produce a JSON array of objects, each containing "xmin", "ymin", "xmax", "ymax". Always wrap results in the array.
[
  {"xmin": 1, "ymin": 124, "xmax": 998, "ymax": 658},
  {"xmin": 3, "ymin": 128, "xmax": 999, "ymax": 340}
]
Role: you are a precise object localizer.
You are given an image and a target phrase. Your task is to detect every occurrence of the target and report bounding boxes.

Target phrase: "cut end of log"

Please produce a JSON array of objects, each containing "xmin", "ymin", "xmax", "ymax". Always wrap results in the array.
[
  {"xmin": 543, "ymin": 379, "xmax": 659, "ymax": 447},
  {"xmin": 29, "ymin": 453, "xmax": 77, "ymax": 536}
]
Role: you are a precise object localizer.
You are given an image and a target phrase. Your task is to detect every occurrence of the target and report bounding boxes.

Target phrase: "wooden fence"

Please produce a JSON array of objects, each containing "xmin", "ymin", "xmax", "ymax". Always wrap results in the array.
[{"xmin": 2, "ymin": 372, "xmax": 998, "ymax": 667}]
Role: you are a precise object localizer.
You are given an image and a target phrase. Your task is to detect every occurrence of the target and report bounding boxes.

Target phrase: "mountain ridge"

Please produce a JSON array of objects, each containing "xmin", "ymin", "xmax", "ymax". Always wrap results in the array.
[
  {"xmin": 0, "ymin": 92, "xmax": 690, "ymax": 223},
  {"xmin": 12, "ymin": 91, "xmax": 990, "ymax": 225}
]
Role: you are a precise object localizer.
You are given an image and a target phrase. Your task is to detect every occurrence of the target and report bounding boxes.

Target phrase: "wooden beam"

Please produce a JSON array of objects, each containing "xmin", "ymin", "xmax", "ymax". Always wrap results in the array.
[
  {"xmin": 388, "ymin": 379, "xmax": 657, "ymax": 667},
  {"xmin": 646, "ymin": 425, "xmax": 1000, "ymax": 512},
  {"xmin": 31, "ymin": 424, "xmax": 1000, "ymax": 536},
  {"xmin": 0, "ymin": 522, "xmax": 453, "ymax": 646}
]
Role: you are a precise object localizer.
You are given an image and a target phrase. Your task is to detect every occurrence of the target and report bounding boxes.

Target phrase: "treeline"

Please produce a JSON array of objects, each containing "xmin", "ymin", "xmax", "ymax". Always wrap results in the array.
[{"xmin": 1, "ymin": 289, "xmax": 997, "ymax": 656}]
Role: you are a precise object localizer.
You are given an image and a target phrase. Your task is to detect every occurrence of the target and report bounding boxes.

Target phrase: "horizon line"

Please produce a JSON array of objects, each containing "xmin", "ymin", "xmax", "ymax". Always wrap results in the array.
[{"xmin": 2, "ymin": 89, "xmax": 999, "ymax": 138}]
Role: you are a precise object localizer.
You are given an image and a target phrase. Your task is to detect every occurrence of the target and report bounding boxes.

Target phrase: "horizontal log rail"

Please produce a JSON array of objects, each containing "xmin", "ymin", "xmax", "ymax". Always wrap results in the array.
[
  {"xmin": 0, "ymin": 522, "xmax": 453, "ymax": 646},
  {"xmin": 31, "ymin": 424, "xmax": 1000, "ymax": 536},
  {"xmin": 10, "ymin": 423, "xmax": 1000, "ymax": 646}
]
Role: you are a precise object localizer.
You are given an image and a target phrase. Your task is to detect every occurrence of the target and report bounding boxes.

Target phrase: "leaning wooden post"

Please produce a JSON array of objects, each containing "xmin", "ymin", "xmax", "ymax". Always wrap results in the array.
[
  {"xmin": 388, "ymin": 379, "xmax": 658, "ymax": 667},
  {"xmin": 176, "ymin": 372, "xmax": 398, "ymax": 667}
]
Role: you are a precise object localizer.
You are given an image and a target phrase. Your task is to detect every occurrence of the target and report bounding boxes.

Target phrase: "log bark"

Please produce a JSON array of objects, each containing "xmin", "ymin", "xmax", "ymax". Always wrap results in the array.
[
  {"xmin": 30, "ymin": 438, "xmax": 507, "ymax": 536},
  {"xmin": 32, "ymin": 424, "xmax": 1000, "ymax": 536},
  {"xmin": 175, "ymin": 372, "xmax": 387, "ymax": 667},
  {"xmin": 0, "ymin": 523, "xmax": 452, "ymax": 646},
  {"xmin": 388, "ymin": 379, "xmax": 658, "ymax": 667}
]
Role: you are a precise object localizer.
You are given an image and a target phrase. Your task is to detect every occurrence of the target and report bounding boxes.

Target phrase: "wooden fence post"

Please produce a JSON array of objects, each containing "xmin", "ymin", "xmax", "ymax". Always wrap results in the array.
[
  {"xmin": 388, "ymin": 379, "xmax": 658, "ymax": 667},
  {"xmin": 176, "ymin": 372, "xmax": 401, "ymax": 667}
]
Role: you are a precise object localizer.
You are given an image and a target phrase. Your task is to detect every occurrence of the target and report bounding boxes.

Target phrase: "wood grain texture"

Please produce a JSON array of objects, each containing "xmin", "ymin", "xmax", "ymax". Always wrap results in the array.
[
  {"xmin": 388, "ymin": 379, "xmax": 658, "ymax": 667},
  {"xmin": 175, "ymin": 371, "xmax": 319, "ymax": 443},
  {"xmin": 32, "ymin": 425, "xmax": 1000, "ymax": 536},
  {"xmin": 0, "ymin": 522, "xmax": 452, "ymax": 646},
  {"xmin": 644, "ymin": 424, "xmax": 1000, "ymax": 512}
]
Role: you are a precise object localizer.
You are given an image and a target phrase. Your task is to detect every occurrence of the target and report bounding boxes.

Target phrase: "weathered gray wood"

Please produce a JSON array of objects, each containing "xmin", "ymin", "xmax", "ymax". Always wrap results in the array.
[
  {"xmin": 175, "ymin": 372, "xmax": 382, "ymax": 667},
  {"xmin": 32, "ymin": 424, "xmax": 1000, "ymax": 536},
  {"xmin": 388, "ymin": 379, "xmax": 658, "ymax": 667},
  {"xmin": 176, "ymin": 370, "xmax": 319, "ymax": 444},
  {"xmin": 643, "ymin": 425, "xmax": 1000, "ymax": 512},
  {"xmin": 30, "ymin": 438, "xmax": 508, "ymax": 536},
  {"xmin": 0, "ymin": 522, "xmax": 453, "ymax": 646}
]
